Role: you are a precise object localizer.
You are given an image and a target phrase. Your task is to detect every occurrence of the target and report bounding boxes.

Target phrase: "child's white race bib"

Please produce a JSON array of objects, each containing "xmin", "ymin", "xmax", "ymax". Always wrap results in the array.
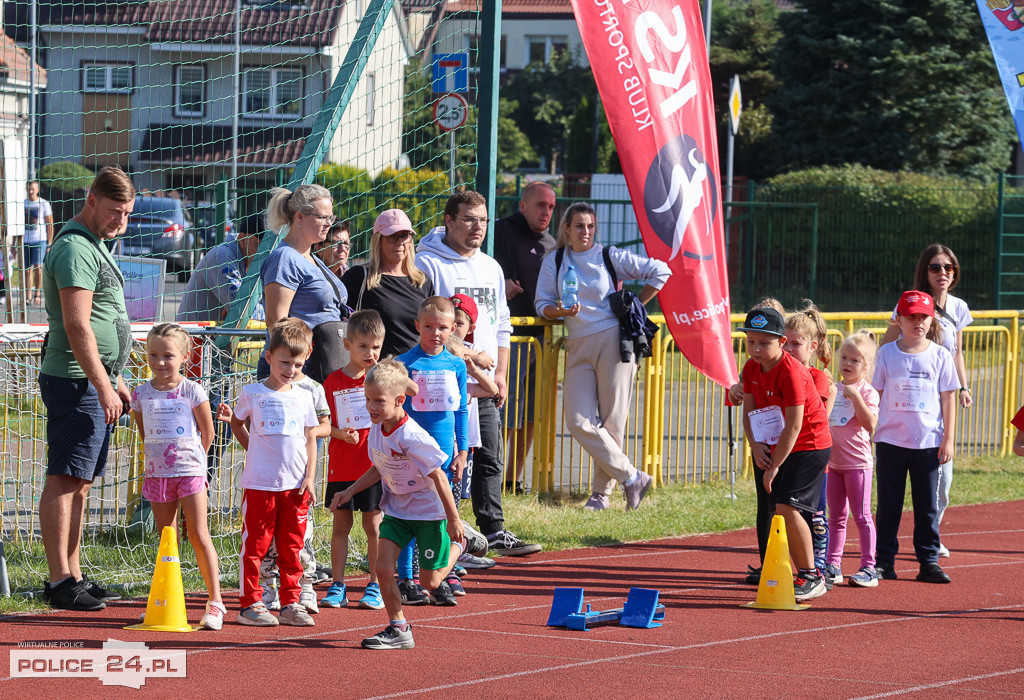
[
  {"xmin": 333, "ymin": 388, "xmax": 371, "ymax": 429},
  {"xmin": 749, "ymin": 405, "xmax": 784, "ymax": 445},
  {"xmin": 372, "ymin": 447, "xmax": 429, "ymax": 494},
  {"xmin": 411, "ymin": 370, "xmax": 460, "ymax": 412},
  {"xmin": 830, "ymin": 389, "xmax": 856, "ymax": 427},
  {"xmin": 143, "ymin": 398, "xmax": 196, "ymax": 440},
  {"xmin": 255, "ymin": 395, "xmax": 303, "ymax": 436},
  {"xmin": 888, "ymin": 378, "xmax": 929, "ymax": 413}
]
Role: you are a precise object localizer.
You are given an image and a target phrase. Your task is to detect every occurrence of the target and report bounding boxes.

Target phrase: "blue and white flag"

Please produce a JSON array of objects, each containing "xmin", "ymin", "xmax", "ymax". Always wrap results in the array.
[{"xmin": 977, "ymin": 0, "xmax": 1024, "ymax": 144}]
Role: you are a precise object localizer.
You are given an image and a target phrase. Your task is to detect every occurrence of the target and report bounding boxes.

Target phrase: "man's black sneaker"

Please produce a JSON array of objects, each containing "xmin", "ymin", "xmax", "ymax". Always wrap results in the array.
[
  {"xmin": 397, "ymin": 578, "xmax": 428, "ymax": 605},
  {"xmin": 44, "ymin": 578, "xmax": 105, "ymax": 611},
  {"xmin": 876, "ymin": 564, "xmax": 898, "ymax": 580},
  {"xmin": 429, "ymin": 581, "xmax": 458, "ymax": 606},
  {"xmin": 793, "ymin": 572, "xmax": 827, "ymax": 602},
  {"xmin": 744, "ymin": 565, "xmax": 761, "ymax": 585},
  {"xmin": 916, "ymin": 563, "xmax": 951, "ymax": 584},
  {"xmin": 80, "ymin": 575, "xmax": 121, "ymax": 602},
  {"xmin": 486, "ymin": 530, "xmax": 542, "ymax": 557}
]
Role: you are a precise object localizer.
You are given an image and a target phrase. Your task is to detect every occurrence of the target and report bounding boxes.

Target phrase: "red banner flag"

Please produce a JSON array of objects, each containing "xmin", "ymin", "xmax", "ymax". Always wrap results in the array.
[{"xmin": 570, "ymin": 0, "xmax": 738, "ymax": 387}]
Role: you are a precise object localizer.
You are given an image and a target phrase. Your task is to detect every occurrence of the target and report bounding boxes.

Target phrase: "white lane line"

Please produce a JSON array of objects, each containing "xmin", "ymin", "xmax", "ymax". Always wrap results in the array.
[
  {"xmin": 357, "ymin": 603, "xmax": 1024, "ymax": 699},
  {"xmin": 848, "ymin": 667, "xmax": 1024, "ymax": 699}
]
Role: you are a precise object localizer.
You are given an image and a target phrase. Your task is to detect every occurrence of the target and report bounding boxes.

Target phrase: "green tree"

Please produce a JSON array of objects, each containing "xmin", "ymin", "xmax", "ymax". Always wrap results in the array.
[
  {"xmin": 769, "ymin": 0, "xmax": 1015, "ymax": 181},
  {"xmin": 565, "ymin": 95, "xmax": 620, "ymax": 174},
  {"xmin": 497, "ymin": 98, "xmax": 537, "ymax": 172},
  {"xmin": 708, "ymin": 0, "xmax": 782, "ymax": 180},
  {"xmin": 503, "ymin": 49, "xmax": 595, "ymax": 173}
]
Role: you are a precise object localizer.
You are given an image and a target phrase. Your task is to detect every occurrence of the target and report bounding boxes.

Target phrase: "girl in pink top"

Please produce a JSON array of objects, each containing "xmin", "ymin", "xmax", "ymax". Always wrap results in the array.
[{"xmin": 825, "ymin": 331, "xmax": 880, "ymax": 587}]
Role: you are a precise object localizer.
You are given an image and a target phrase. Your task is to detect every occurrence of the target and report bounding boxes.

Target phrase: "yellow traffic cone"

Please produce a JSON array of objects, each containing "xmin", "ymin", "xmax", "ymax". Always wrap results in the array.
[
  {"xmin": 125, "ymin": 526, "xmax": 196, "ymax": 632},
  {"xmin": 742, "ymin": 515, "xmax": 810, "ymax": 611}
]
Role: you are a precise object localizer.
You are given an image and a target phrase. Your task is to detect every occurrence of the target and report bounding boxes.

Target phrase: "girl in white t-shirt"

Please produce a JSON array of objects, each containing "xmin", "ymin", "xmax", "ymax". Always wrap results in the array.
[
  {"xmin": 872, "ymin": 292, "xmax": 958, "ymax": 585},
  {"xmin": 880, "ymin": 244, "xmax": 973, "ymax": 557},
  {"xmin": 825, "ymin": 331, "xmax": 879, "ymax": 588},
  {"xmin": 130, "ymin": 324, "xmax": 224, "ymax": 630}
]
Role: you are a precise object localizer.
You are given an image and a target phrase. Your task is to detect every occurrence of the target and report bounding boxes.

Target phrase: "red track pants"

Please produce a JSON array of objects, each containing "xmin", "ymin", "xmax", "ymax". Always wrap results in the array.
[{"xmin": 239, "ymin": 488, "xmax": 310, "ymax": 609}]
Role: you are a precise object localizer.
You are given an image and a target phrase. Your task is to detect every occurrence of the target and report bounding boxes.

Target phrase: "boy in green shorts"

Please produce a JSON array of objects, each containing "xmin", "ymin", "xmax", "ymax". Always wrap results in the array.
[{"xmin": 331, "ymin": 357, "xmax": 465, "ymax": 649}]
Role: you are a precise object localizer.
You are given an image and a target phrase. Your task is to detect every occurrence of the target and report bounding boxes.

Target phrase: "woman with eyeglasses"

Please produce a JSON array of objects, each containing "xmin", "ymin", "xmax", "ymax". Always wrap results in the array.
[
  {"xmin": 880, "ymin": 243, "xmax": 972, "ymax": 558},
  {"xmin": 342, "ymin": 209, "xmax": 434, "ymax": 358},
  {"xmin": 535, "ymin": 201, "xmax": 670, "ymax": 512},
  {"xmin": 258, "ymin": 184, "xmax": 348, "ymax": 379},
  {"xmin": 317, "ymin": 221, "xmax": 351, "ymax": 279}
]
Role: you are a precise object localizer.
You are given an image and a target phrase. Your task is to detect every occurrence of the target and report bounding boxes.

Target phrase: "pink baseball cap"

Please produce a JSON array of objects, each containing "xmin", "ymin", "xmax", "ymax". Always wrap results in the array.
[
  {"xmin": 373, "ymin": 209, "xmax": 414, "ymax": 237},
  {"xmin": 896, "ymin": 290, "xmax": 934, "ymax": 317}
]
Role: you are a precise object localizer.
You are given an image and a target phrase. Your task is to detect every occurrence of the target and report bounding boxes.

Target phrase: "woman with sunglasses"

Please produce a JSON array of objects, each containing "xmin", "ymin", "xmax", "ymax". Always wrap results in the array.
[
  {"xmin": 258, "ymin": 184, "xmax": 348, "ymax": 379},
  {"xmin": 317, "ymin": 221, "xmax": 352, "ymax": 279},
  {"xmin": 342, "ymin": 209, "xmax": 434, "ymax": 358},
  {"xmin": 880, "ymin": 243, "xmax": 972, "ymax": 558}
]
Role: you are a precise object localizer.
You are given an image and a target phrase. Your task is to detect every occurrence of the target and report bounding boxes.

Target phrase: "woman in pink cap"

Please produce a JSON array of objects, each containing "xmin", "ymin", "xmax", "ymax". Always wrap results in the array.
[{"xmin": 342, "ymin": 209, "xmax": 434, "ymax": 357}]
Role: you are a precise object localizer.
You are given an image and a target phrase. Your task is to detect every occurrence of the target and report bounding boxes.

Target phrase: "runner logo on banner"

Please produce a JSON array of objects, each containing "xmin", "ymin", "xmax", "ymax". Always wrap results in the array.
[
  {"xmin": 976, "ymin": 0, "xmax": 1024, "ymax": 145},
  {"xmin": 569, "ymin": 0, "xmax": 738, "ymax": 387}
]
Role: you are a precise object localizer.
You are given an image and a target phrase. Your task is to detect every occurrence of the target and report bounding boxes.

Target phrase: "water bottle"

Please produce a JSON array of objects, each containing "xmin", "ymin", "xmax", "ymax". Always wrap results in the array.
[{"xmin": 561, "ymin": 264, "xmax": 579, "ymax": 308}]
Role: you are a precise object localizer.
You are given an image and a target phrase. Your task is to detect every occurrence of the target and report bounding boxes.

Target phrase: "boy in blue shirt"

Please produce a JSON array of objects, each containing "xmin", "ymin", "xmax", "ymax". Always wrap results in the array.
[{"xmin": 395, "ymin": 296, "xmax": 468, "ymax": 605}]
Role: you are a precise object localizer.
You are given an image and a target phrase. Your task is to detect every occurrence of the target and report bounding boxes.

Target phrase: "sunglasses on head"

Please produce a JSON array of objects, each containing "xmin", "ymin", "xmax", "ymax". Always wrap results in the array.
[{"xmin": 928, "ymin": 263, "xmax": 956, "ymax": 274}]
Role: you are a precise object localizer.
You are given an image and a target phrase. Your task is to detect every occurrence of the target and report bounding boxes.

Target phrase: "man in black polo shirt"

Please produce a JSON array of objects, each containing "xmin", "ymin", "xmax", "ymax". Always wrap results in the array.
[{"xmin": 493, "ymin": 181, "xmax": 557, "ymax": 492}]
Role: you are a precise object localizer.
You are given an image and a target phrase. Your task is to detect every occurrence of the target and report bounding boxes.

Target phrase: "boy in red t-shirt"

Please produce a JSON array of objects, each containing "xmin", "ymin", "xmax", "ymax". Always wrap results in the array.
[
  {"xmin": 322, "ymin": 310, "xmax": 388, "ymax": 610},
  {"xmin": 740, "ymin": 307, "xmax": 833, "ymax": 602}
]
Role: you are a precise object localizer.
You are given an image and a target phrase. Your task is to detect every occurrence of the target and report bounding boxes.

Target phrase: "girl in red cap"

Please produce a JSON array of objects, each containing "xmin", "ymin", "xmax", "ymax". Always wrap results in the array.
[{"xmin": 872, "ymin": 290, "xmax": 958, "ymax": 584}]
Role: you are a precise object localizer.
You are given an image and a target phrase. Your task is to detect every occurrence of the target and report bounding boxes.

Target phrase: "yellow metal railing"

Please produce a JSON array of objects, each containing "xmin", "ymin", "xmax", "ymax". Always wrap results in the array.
[
  {"xmin": 4, "ymin": 310, "xmax": 1020, "ymax": 523},
  {"xmin": 506, "ymin": 309, "xmax": 1021, "ymax": 495}
]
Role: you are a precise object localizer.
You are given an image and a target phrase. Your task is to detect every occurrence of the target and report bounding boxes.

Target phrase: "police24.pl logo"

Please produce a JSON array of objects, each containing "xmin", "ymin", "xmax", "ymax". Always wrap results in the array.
[{"xmin": 643, "ymin": 134, "xmax": 718, "ymax": 262}]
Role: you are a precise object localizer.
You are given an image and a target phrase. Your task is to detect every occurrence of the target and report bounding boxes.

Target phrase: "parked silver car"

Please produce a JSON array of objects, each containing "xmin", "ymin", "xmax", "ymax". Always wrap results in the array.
[{"xmin": 117, "ymin": 196, "xmax": 196, "ymax": 276}]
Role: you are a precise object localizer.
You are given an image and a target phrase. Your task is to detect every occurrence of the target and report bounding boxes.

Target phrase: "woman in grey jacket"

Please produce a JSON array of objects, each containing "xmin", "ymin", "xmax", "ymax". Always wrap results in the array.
[{"xmin": 535, "ymin": 202, "xmax": 671, "ymax": 511}]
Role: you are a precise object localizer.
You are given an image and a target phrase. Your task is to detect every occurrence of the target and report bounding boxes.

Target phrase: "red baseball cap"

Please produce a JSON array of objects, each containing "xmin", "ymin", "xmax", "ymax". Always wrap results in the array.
[
  {"xmin": 373, "ymin": 209, "xmax": 414, "ymax": 237},
  {"xmin": 896, "ymin": 290, "xmax": 935, "ymax": 317},
  {"xmin": 450, "ymin": 293, "xmax": 477, "ymax": 344}
]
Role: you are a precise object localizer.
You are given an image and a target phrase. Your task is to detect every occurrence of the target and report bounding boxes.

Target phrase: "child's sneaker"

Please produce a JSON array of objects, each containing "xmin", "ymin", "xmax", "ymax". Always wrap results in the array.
[
  {"xmin": 237, "ymin": 602, "xmax": 279, "ymax": 627},
  {"xmin": 321, "ymin": 581, "xmax": 349, "ymax": 608},
  {"xmin": 457, "ymin": 552, "xmax": 497, "ymax": 569},
  {"xmin": 261, "ymin": 577, "xmax": 280, "ymax": 611},
  {"xmin": 824, "ymin": 564, "xmax": 843, "ymax": 586},
  {"xmin": 793, "ymin": 571, "xmax": 827, "ymax": 601},
  {"xmin": 397, "ymin": 578, "xmax": 428, "ymax": 605},
  {"xmin": 358, "ymin": 582, "xmax": 385, "ymax": 610},
  {"xmin": 200, "ymin": 600, "xmax": 227, "ymax": 630},
  {"xmin": 453, "ymin": 565, "xmax": 467, "ymax": 577},
  {"xmin": 279, "ymin": 602, "xmax": 316, "ymax": 626},
  {"xmin": 299, "ymin": 586, "xmax": 319, "ymax": 614},
  {"xmin": 429, "ymin": 581, "xmax": 458, "ymax": 606},
  {"xmin": 462, "ymin": 522, "xmax": 489, "ymax": 556},
  {"xmin": 362, "ymin": 624, "xmax": 414, "ymax": 650},
  {"xmin": 937, "ymin": 543, "xmax": 950, "ymax": 558},
  {"xmin": 849, "ymin": 567, "xmax": 879, "ymax": 588},
  {"xmin": 445, "ymin": 572, "xmax": 466, "ymax": 597}
]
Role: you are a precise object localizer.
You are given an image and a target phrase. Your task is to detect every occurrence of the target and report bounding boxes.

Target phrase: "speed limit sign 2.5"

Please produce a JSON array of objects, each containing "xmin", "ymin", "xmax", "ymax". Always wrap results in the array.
[{"xmin": 433, "ymin": 93, "xmax": 468, "ymax": 132}]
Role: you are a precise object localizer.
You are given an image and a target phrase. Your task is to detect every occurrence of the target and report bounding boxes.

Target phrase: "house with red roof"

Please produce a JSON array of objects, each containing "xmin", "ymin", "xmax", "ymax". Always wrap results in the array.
[
  {"xmin": 17, "ymin": 0, "xmax": 410, "ymax": 194},
  {"xmin": 403, "ymin": 0, "xmax": 587, "ymax": 77}
]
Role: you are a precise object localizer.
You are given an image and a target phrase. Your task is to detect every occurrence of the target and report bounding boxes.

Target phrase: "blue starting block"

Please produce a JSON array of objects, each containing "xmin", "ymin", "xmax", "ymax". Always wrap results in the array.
[{"xmin": 546, "ymin": 587, "xmax": 665, "ymax": 631}]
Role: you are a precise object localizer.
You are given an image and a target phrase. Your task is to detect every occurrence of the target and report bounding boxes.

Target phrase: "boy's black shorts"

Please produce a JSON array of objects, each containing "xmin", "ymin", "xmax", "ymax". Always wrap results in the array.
[
  {"xmin": 324, "ymin": 480, "xmax": 382, "ymax": 513},
  {"xmin": 769, "ymin": 448, "xmax": 830, "ymax": 514}
]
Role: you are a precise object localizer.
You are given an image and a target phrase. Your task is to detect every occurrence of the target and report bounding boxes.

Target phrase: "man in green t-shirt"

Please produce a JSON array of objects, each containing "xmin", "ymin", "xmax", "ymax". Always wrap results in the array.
[{"xmin": 38, "ymin": 166, "xmax": 135, "ymax": 611}]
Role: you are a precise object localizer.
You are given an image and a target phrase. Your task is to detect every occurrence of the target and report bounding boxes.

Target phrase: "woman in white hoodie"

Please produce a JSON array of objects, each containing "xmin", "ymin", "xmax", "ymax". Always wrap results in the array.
[{"xmin": 535, "ymin": 202, "xmax": 670, "ymax": 512}]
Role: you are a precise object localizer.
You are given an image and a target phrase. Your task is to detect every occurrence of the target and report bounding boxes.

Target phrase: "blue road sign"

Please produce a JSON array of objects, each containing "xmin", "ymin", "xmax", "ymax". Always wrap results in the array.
[{"xmin": 432, "ymin": 53, "xmax": 469, "ymax": 94}]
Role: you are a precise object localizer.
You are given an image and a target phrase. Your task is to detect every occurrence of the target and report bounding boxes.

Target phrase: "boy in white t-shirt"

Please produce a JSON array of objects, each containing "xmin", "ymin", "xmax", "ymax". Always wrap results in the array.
[
  {"xmin": 332, "ymin": 358, "xmax": 466, "ymax": 650},
  {"xmin": 254, "ymin": 319, "xmax": 332, "ymax": 615},
  {"xmin": 225, "ymin": 319, "xmax": 320, "ymax": 627}
]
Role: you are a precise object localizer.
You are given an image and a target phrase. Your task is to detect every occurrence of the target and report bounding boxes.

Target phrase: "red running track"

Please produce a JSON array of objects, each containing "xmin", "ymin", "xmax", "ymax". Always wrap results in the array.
[{"xmin": 2, "ymin": 500, "xmax": 1022, "ymax": 698}]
